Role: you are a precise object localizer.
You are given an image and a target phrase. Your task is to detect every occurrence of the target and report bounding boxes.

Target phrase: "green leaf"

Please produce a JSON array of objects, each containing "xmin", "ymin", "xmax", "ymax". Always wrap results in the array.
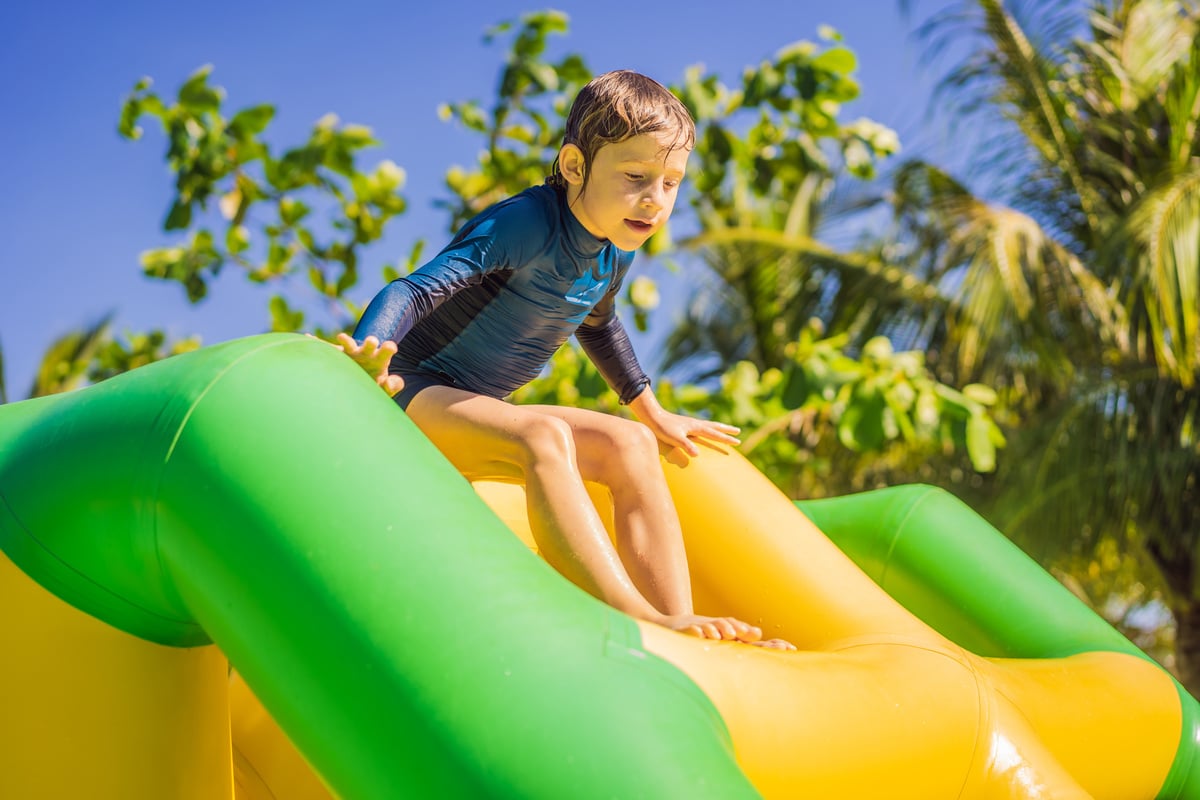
[
  {"xmin": 308, "ymin": 265, "xmax": 327, "ymax": 295},
  {"xmin": 812, "ymin": 46, "xmax": 857, "ymax": 76},
  {"xmin": 140, "ymin": 246, "xmax": 184, "ymax": 278},
  {"xmin": 404, "ymin": 239, "xmax": 426, "ymax": 273},
  {"xmin": 177, "ymin": 64, "xmax": 223, "ymax": 115},
  {"xmin": 780, "ymin": 363, "xmax": 811, "ymax": 409},
  {"xmin": 965, "ymin": 413, "xmax": 997, "ymax": 472},
  {"xmin": 861, "ymin": 335, "xmax": 893, "ymax": 363},
  {"xmin": 268, "ymin": 295, "xmax": 304, "ymax": 332},
  {"xmin": 118, "ymin": 96, "xmax": 145, "ymax": 140},
  {"xmin": 226, "ymin": 225, "xmax": 250, "ymax": 255},
  {"xmin": 338, "ymin": 124, "xmax": 376, "ymax": 146},
  {"xmin": 482, "ymin": 20, "xmax": 513, "ymax": 42},
  {"xmin": 843, "ymin": 385, "xmax": 886, "ymax": 450},
  {"xmin": 164, "ymin": 200, "xmax": 192, "ymax": 230},
  {"xmin": 228, "ymin": 104, "xmax": 275, "ymax": 140},
  {"xmin": 962, "ymin": 383, "xmax": 999, "ymax": 405},
  {"xmin": 279, "ymin": 197, "xmax": 312, "ymax": 226},
  {"xmin": 526, "ymin": 61, "xmax": 560, "ymax": 91}
]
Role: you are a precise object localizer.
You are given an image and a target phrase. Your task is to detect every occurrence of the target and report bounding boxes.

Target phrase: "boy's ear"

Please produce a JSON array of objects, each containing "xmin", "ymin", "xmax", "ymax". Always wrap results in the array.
[{"xmin": 558, "ymin": 144, "xmax": 586, "ymax": 185}]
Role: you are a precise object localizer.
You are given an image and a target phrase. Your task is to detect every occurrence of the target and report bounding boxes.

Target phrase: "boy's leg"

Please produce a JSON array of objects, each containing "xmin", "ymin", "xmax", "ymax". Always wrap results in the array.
[
  {"xmin": 523, "ymin": 404, "xmax": 692, "ymax": 616},
  {"xmin": 404, "ymin": 386, "xmax": 761, "ymax": 643},
  {"xmin": 529, "ymin": 404, "xmax": 796, "ymax": 652}
]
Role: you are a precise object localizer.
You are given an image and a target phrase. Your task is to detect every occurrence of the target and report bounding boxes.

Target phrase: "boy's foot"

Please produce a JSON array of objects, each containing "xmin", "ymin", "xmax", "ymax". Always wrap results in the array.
[
  {"xmin": 659, "ymin": 614, "xmax": 798, "ymax": 651},
  {"xmin": 662, "ymin": 613, "xmax": 763, "ymax": 644}
]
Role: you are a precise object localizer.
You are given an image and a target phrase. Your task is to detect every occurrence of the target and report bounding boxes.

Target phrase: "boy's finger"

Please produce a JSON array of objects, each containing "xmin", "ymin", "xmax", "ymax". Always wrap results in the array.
[{"xmin": 383, "ymin": 375, "xmax": 405, "ymax": 396}]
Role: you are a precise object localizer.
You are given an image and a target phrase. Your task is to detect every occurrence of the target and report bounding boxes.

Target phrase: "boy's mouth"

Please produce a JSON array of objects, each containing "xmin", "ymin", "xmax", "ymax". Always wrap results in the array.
[{"xmin": 624, "ymin": 218, "xmax": 654, "ymax": 234}]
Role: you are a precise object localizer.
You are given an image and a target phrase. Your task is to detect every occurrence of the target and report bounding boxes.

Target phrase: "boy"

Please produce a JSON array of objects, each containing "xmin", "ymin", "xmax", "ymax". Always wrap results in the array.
[{"xmin": 340, "ymin": 71, "xmax": 791, "ymax": 649}]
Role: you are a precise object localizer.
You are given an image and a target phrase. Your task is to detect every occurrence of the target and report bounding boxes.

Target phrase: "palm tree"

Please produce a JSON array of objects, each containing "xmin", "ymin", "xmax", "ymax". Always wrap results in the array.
[
  {"xmin": 891, "ymin": 0, "xmax": 1200, "ymax": 689},
  {"xmin": 663, "ymin": 0, "xmax": 1200, "ymax": 687}
]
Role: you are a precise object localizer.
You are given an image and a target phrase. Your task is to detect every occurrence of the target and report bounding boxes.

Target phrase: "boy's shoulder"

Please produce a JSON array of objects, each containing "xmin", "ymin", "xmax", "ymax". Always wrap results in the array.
[
  {"xmin": 489, "ymin": 183, "xmax": 560, "ymax": 223},
  {"xmin": 461, "ymin": 183, "xmax": 559, "ymax": 238}
]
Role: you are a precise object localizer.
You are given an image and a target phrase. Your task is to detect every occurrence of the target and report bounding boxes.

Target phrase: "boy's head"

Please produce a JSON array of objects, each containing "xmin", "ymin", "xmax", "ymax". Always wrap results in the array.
[{"xmin": 551, "ymin": 70, "xmax": 695, "ymax": 191}]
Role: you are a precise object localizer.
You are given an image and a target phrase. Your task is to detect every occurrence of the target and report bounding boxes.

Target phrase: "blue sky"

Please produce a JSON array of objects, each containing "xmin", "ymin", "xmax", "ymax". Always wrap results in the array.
[{"xmin": 0, "ymin": 0, "xmax": 961, "ymax": 398}]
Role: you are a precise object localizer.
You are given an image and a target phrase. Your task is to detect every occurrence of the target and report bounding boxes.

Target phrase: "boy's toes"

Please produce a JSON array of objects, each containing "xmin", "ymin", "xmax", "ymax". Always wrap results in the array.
[
  {"xmin": 730, "ymin": 620, "xmax": 762, "ymax": 643},
  {"xmin": 750, "ymin": 638, "xmax": 797, "ymax": 651}
]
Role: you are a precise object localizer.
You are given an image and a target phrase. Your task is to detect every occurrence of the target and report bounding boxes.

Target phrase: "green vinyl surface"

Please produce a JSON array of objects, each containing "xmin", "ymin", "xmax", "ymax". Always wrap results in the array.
[{"xmin": 0, "ymin": 333, "xmax": 757, "ymax": 800}]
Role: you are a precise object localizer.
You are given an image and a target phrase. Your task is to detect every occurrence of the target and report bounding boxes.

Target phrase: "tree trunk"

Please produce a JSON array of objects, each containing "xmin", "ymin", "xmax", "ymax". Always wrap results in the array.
[
  {"xmin": 1144, "ymin": 525, "xmax": 1199, "ymax": 694},
  {"xmin": 1173, "ymin": 600, "xmax": 1200, "ymax": 698}
]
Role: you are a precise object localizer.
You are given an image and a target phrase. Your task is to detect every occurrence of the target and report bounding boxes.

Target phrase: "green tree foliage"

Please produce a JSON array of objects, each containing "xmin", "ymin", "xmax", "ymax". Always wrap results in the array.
[
  {"xmin": 0, "ymin": 62, "xmax": 421, "ymax": 408},
  {"xmin": 437, "ymin": 10, "xmax": 591, "ymax": 230},
  {"xmin": 16, "ymin": 12, "xmax": 1003, "ymax": 612},
  {"xmin": 856, "ymin": 0, "xmax": 1198, "ymax": 688},
  {"xmin": 665, "ymin": 27, "xmax": 904, "ymax": 379},
  {"xmin": 0, "ymin": 319, "xmax": 198, "ymax": 402},
  {"xmin": 26, "ymin": 317, "xmax": 111, "ymax": 397},
  {"xmin": 119, "ymin": 64, "xmax": 412, "ymax": 332},
  {"xmin": 655, "ymin": 321, "xmax": 1004, "ymax": 497}
]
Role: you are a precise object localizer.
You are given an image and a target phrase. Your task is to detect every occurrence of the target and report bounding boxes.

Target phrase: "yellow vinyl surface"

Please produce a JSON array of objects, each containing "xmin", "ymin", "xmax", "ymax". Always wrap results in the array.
[
  {"xmin": 0, "ymin": 549, "xmax": 233, "ymax": 800},
  {"xmin": 0, "ymin": 445, "xmax": 1182, "ymax": 799},
  {"xmin": 475, "ymin": 445, "xmax": 1182, "ymax": 799}
]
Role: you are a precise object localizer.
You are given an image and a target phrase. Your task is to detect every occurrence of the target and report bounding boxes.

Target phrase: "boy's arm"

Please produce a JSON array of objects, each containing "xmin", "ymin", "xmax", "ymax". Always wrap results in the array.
[
  {"xmin": 627, "ymin": 387, "xmax": 741, "ymax": 457},
  {"xmin": 574, "ymin": 307, "xmax": 739, "ymax": 456},
  {"xmin": 574, "ymin": 314, "xmax": 650, "ymax": 405},
  {"xmin": 355, "ymin": 192, "xmax": 548, "ymax": 346}
]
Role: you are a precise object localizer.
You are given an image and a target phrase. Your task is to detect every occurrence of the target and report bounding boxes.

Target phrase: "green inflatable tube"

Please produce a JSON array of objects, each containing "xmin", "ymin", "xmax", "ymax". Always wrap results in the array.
[
  {"xmin": 799, "ymin": 486, "xmax": 1200, "ymax": 800},
  {"xmin": 0, "ymin": 334, "xmax": 758, "ymax": 799}
]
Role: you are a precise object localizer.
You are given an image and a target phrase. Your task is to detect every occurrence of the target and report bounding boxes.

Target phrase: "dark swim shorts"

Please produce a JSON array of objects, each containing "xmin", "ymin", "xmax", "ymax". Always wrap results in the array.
[{"xmin": 390, "ymin": 369, "xmax": 459, "ymax": 411}]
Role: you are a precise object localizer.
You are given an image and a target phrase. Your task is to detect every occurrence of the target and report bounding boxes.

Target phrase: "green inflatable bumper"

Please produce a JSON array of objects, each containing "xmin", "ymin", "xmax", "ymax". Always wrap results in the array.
[
  {"xmin": 802, "ymin": 488, "xmax": 1200, "ymax": 799},
  {"xmin": 0, "ymin": 333, "xmax": 758, "ymax": 799}
]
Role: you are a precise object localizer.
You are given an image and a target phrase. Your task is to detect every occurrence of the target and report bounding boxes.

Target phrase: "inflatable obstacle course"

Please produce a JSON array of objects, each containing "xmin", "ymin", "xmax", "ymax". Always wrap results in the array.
[{"xmin": 0, "ymin": 334, "xmax": 1195, "ymax": 798}]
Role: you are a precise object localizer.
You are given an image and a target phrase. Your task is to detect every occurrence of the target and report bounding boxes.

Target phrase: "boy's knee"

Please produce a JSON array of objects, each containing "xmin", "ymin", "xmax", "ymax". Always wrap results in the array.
[
  {"xmin": 518, "ymin": 415, "xmax": 576, "ymax": 466},
  {"xmin": 608, "ymin": 419, "xmax": 661, "ymax": 464}
]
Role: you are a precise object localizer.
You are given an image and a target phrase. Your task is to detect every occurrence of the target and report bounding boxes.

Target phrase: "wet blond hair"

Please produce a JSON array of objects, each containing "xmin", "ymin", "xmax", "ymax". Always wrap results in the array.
[{"xmin": 549, "ymin": 70, "xmax": 695, "ymax": 190}]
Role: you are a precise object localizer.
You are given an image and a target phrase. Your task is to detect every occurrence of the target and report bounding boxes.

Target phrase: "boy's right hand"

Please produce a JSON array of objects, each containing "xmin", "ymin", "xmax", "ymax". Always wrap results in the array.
[{"xmin": 333, "ymin": 333, "xmax": 405, "ymax": 397}]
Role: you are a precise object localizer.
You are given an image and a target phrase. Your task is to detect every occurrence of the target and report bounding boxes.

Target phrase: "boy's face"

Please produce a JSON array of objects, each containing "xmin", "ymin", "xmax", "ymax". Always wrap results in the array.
[{"xmin": 560, "ymin": 131, "xmax": 690, "ymax": 251}]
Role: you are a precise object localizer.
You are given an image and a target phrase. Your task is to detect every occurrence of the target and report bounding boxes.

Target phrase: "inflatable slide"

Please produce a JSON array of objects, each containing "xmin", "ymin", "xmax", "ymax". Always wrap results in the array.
[{"xmin": 0, "ymin": 333, "xmax": 1196, "ymax": 798}]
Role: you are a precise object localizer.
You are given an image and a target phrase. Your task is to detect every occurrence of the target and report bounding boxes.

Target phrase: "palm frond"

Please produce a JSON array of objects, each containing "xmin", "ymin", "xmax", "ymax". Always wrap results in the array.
[
  {"xmin": 1087, "ymin": 0, "xmax": 1197, "ymax": 106},
  {"xmin": 886, "ymin": 159, "xmax": 1122, "ymax": 383},
  {"xmin": 1107, "ymin": 165, "xmax": 1200, "ymax": 384},
  {"xmin": 682, "ymin": 227, "xmax": 946, "ymax": 306},
  {"xmin": 983, "ymin": 0, "xmax": 1105, "ymax": 230},
  {"xmin": 993, "ymin": 366, "xmax": 1200, "ymax": 592},
  {"xmin": 661, "ymin": 223, "xmax": 951, "ymax": 384},
  {"xmin": 1166, "ymin": 26, "xmax": 1200, "ymax": 166},
  {"xmin": 30, "ymin": 315, "xmax": 114, "ymax": 398},
  {"xmin": 917, "ymin": 0, "xmax": 1102, "ymax": 231}
]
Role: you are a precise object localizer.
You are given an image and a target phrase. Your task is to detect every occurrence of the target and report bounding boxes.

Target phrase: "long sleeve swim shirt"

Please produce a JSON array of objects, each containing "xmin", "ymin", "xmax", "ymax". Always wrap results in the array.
[{"xmin": 353, "ymin": 182, "xmax": 651, "ymax": 404}]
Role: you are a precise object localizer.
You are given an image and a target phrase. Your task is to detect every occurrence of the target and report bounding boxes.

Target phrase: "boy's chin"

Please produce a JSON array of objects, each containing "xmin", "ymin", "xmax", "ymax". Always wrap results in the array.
[{"xmin": 615, "ymin": 227, "xmax": 655, "ymax": 249}]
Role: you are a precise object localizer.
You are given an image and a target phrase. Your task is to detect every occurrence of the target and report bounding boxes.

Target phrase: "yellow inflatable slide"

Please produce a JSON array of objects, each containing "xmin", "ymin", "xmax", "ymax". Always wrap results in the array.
[{"xmin": 0, "ymin": 334, "xmax": 1194, "ymax": 798}]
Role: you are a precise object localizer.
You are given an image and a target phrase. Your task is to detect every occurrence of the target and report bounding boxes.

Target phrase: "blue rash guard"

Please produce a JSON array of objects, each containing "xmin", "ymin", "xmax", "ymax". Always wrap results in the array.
[{"xmin": 353, "ymin": 182, "xmax": 651, "ymax": 405}]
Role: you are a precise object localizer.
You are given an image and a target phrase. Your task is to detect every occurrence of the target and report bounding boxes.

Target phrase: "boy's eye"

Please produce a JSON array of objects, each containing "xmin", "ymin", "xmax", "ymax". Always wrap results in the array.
[{"xmin": 625, "ymin": 173, "xmax": 645, "ymax": 182}]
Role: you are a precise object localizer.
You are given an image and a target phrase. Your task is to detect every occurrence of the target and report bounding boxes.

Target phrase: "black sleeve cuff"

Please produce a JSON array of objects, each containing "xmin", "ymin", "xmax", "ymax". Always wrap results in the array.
[{"xmin": 575, "ymin": 316, "xmax": 651, "ymax": 405}]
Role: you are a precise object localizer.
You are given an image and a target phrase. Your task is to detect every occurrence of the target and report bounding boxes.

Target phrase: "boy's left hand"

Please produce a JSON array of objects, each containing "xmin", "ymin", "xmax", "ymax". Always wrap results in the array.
[
  {"xmin": 629, "ymin": 388, "xmax": 740, "ymax": 457},
  {"xmin": 643, "ymin": 409, "xmax": 741, "ymax": 457}
]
